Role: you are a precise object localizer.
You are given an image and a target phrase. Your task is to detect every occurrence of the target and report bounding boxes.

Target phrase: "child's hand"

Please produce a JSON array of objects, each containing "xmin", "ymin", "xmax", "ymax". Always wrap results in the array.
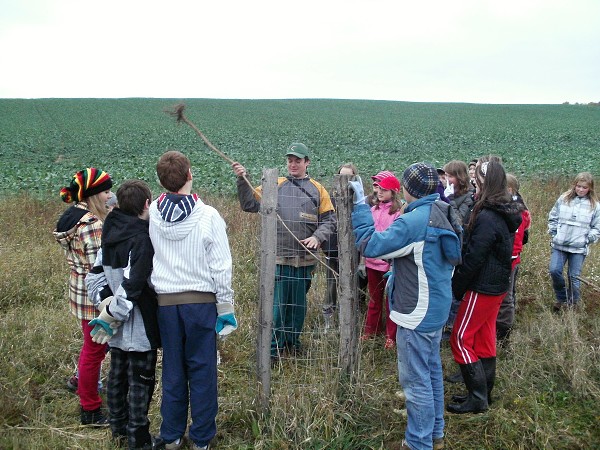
[
  {"xmin": 216, "ymin": 303, "xmax": 238, "ymax": 337},
  {"xmin": 349, "ymin": 177, "xmax": 366, "ymax": 205}
]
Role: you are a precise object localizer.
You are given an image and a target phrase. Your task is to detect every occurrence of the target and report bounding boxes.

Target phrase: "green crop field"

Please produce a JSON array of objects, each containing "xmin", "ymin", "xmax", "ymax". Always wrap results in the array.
[{"xmin": 1, "ymin": 99, "xmax": 599, "ymax": 196}]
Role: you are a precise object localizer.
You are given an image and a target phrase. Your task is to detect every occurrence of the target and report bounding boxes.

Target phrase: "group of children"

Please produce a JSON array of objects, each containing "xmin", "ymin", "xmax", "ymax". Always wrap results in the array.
[
  {"xmin": 54, "ymin": 145, "xmax": 599, "ymax": 450},
  {"xmin": 55, "ymin": 151, "xmax": 236, "ymax": 450},
  {"xmin": 350, "ymin": 159, "xmax": 599, "ymax": 449}
]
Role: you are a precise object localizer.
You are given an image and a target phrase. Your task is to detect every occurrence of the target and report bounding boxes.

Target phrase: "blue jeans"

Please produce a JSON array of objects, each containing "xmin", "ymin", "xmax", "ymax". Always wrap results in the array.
[
  {"xmin": 549, "ymin": 248, "xmax": 586, "ymax": 304},
  {"xmin": 157, "ymin": 304, "xmax": 217, "ymax": 448},
  {"xmin": 396, "ymin": 327, "xmax": 444, "ymax": 450}
]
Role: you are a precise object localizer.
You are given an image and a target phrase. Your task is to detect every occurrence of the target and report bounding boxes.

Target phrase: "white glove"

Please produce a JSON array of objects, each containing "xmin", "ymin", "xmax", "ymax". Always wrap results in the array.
[
  {"xmin": 444, "ymin": 183, "xmax": 454, "ymax": 198},
  {"xmin": 88, "ymin": 296, "xmax": 122, "ymax": 345}
]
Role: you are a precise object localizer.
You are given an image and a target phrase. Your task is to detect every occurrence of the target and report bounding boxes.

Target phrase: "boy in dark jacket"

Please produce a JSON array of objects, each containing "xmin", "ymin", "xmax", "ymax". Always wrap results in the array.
[{"xmin": 86, "ymin": 180, "xmax": 163, "ymax": 450}]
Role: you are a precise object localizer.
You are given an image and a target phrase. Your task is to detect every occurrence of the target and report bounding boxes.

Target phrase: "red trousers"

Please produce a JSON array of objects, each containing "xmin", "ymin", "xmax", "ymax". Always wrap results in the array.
[
  {"xmin": 364, "ymin": 268, "xmax": 397, "ymax": 340},
  {"xmin": 450, "ymin": 290, "xmax": 505, "ymax": 365},
  {"xmin": 78, "ymin": 319, "xmax": 107, "ymax": 411}
]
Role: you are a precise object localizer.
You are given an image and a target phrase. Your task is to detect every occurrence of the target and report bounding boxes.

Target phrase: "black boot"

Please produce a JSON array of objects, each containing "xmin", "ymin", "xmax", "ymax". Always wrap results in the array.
[
  {"xmin": 496, "ymin": 325, "xmax": 511, "ymax": 346},
  {"xmin": 481, "ymin": 357, "xmax": 496, "ymax": 404},
  {"xmin": 452, "ymin": 357, "xmax": 496, "ymax": 405},
  {"xmin": 444, "ymin": 368, "xmax": 464, "ymax": 384},
  {"xmin": 446, "ymin": 361, "xmax": 488, "ymax": 414}
]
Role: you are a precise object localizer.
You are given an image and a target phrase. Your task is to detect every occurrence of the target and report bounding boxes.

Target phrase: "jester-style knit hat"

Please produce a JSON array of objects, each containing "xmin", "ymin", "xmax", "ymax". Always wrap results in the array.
[{"xmin": 60, "ymin": 168, "xmax": 113, "ymax": 203}]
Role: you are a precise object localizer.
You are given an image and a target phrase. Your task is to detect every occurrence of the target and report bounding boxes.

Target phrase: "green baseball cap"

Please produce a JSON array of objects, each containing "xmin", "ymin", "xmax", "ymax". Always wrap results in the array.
[{"xmin": 286, "ymin": 142, "xmax": 310, "ymax": 159}]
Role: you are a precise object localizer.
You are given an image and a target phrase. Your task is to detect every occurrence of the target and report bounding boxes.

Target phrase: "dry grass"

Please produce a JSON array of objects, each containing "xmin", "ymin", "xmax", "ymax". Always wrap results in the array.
[{"xmin": 1, "ymin": 180, "xmax": 599, "ymax": 449}]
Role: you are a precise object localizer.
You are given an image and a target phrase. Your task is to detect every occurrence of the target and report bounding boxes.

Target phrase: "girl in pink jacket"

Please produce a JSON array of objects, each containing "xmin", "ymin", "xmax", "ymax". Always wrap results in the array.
[{"xmin": 361, "ymin": 174, "xmax": 404, "ymax": 348}]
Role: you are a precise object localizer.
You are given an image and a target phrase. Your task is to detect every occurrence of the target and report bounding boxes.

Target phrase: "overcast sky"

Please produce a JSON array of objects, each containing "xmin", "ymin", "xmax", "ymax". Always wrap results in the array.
[{"xmin": 1, "ymin": 0, "xmax": 598, "ymax": 104}]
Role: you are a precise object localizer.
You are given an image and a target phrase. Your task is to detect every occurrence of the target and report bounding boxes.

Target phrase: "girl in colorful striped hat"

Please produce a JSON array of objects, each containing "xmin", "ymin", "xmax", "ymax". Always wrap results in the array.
[{"xmin": 54, "ymin": 168, "xmax": 114, "ymax": 426}]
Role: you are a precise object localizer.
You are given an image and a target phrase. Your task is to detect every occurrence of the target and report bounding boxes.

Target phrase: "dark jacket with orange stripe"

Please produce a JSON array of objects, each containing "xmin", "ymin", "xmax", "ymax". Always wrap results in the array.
[{"xmin": 237, "ymin": 175, "xmax": 336, "ymax": 267}]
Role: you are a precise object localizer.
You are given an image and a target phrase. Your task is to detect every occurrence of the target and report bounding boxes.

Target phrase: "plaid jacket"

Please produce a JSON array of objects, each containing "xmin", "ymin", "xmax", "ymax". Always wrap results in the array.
[
  {"xmin": 54, "ymin": 202, "xmax": 103, "ymax": 320},
  {"xmin": 548, "ymin": 195, "xmax": 600, "ymax": 255}
]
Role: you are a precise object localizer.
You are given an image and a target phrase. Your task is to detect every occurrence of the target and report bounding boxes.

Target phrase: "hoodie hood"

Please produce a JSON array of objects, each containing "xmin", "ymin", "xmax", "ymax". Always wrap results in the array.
[
  {"xmin": 55, "ymin": 204, "xmax": 91, "ymax": 232},
  {"xmin": 485, "ymin": 200, "xmax": 523, "ymax": 234},
  {"xmin": 102, "ymin": 208, "xmax": 149, "ymax": 249},
  {"xmin": 157, "ymin": 193, "xmax": 199, "ymax": 223},
  {"xmin": 150, "ymin": 193, "xmax": 205, "ymax": 242}
]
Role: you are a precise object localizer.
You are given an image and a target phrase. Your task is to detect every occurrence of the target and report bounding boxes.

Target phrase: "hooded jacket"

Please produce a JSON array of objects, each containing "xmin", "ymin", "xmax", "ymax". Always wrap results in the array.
[
  {"xmin": 85, "ymin": 208, "xmax": 160, "ymax": 351},
  {"xmin": 548, "ymin": 194, "xmax": 600, "ymax": 255},
  {"xmin": 352, "ymin": 194, "xmax": 462, "ymax": 332},
  {"xmin": 149, "ymin": 193, "xmax": 234, "ymax": 306},
  {"xmin": 54, "ymin": 202, "xmax": 102, "ymax": 321},
  {"xmin": 452, "ymin": 201, "xmax": 523, "ymax": 301},
  {"xmin": 365, "ymin": 201, "xmax": 402, "ymax": 272}
]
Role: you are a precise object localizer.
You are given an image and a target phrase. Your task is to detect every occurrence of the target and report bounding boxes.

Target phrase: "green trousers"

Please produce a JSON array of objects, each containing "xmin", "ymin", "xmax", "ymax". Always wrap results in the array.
[{"xmin": 271, "ymin": 264, "xmax": 314, "ymax": 356}]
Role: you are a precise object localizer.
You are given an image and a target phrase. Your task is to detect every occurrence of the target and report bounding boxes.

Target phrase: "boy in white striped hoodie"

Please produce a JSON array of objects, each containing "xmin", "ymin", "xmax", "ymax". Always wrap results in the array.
[{"xmin": 149, "ymin": 150, "xmax": 237, "ymax": 450}]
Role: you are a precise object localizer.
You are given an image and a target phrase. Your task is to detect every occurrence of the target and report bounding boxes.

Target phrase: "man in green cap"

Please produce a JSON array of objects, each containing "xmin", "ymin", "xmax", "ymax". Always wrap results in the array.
[{"xmin": 232, "ymin": 143, "xmax": 336, "ymax": 360}]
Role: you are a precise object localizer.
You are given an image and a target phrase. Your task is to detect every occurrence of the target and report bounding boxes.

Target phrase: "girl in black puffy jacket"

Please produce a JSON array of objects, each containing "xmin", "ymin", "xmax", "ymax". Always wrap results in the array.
[{"xmin": 447, "ymin": 158, "xmax": 522, "ymax": 414}]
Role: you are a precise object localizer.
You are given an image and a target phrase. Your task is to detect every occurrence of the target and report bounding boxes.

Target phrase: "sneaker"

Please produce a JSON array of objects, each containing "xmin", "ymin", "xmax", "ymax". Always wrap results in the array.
[
  {"xmin": 80, "ymin": 407, "xmax": 109, "ymax": 426},
  {"xmin": 165, "ymin": 437, "xmax": 184, "ymax": 450},
  {"xmin": 66, "ymin": 375, "xmax": 78, "ymax": 392},
  {"xmin": 433, "ymin": 437, "xmax": 445, "ymax": 449},
  {"xmin": 384, "ymin": 338, "xmax": 396, "ymax": 349},
  {"xmin": 393, "ymin": 408, "xmax": 407, "ymax": 418},
  {"xmin": 141, "ymin": 436, "xmax": 167, "ymax": 450}
]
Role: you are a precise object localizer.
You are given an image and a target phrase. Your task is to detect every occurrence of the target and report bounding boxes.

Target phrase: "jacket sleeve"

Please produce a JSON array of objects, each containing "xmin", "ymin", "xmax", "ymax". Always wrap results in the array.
[
  {"xmin": 588, "ymin": 203, "xmax": 600, "ymax": 244},
  {"xmin": 548, "ymin": 198, "xmax": 561, "ymax": 236},
  {"xmin": 109, "ymin": 234, "xmax": 155, "ymax": 322},
  {"xmin": 310, "ymin": 180, "xmax": 337, "ymax": 245},
  {"xmin": 236, "ymin": 175, "xmax": 261, "ymax": 213},
  {"xmin": 85, "ymin": 249, "xmax": 112, "ymax": 308},
  {"xmin": 452, "ymin": 211, "xmax": 498, "ymax": 301},
  {"xmin": 79, "ymin": 219, "xmax": 103, "ymax": 270},
  {"xmin": 208, "ymin": 211, "xmax": 234, "ymax": 305},
  {"xmin": 352, "ymin": 203, "xmax": 417, "ymax": 260}
]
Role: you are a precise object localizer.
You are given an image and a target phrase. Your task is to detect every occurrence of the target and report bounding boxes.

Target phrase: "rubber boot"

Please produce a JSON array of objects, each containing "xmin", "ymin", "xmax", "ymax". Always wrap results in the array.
[
  {"xmin": 481, "ymin": 357, "xmax": 496, "ymax": 404},
  {"xmin": 452, "ymin": 357, "xmax": 496, "ymax": 405},
  {"xmin": 444, "ymin": 367, "xmax": 464, "ymax": 384},
  {"xmin": 496, "ymin": 324, "xmax": 511, "ymax": 347},
  {"xmin": 446, "ymin": 361, "xmax": 488, "ymax": 414}
]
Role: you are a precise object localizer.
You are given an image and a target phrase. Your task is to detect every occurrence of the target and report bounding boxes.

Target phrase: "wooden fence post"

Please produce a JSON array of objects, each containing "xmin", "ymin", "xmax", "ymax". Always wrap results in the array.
[
  {"xmin": 336, "ymin": 174, "xmax": 359, "ymax": 380},
  {"xmin": 257, "ymin": 168, "xmax": 278, "ymax": 413}
]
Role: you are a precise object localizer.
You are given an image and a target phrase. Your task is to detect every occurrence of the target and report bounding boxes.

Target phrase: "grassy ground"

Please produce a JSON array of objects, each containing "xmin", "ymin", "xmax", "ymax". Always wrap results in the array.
[{"xmin": 1, "ymin": 178, "xmax": 599, "ymax": 449}]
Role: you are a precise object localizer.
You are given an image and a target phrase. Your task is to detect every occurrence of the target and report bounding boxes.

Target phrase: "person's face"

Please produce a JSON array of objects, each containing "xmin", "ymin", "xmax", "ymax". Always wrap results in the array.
[
  {"xmin": 287, "ymin": 156, "xmax": 309, "ymax": 178},
  {"xmin": 339, "ymin": 167, "xmax": 354, "ymax": 176},
  {"xmin": 446, "ymin": 173, "xmax": 458, "ymax": 187},
  {"xmin": 575, "ymin": 182, "xmax": 590, "ymax": 198},
  {"xmin": 475, "ymin": 175, "xmax": 484, "ymax": 196},
  {"xmin": 377, "ymin": 188, "xmax": 393, "ymax": 202},
  {"xmin": 97, "ymin": 190, "xmax": 112, "ymax": 205},
  {"xmin": 372, "ymin": 182, "xmax": 380, "ymax": 195},
  {"xmin": 468, "ymin": 165, "xmax": 476, "ymax": 179},
  {"xmin": 439, "ymin": 173, "xmax": 447, "ymax": 187}
]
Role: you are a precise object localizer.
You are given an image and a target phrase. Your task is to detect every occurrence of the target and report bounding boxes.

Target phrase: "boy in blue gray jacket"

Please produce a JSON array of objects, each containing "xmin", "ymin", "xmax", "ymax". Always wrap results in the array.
[
  {"xmin": 351, "ymin": 163, "xmax": 461, "ymax": 450},
  {"xmin": 86, "ymin": 180, "xmax": 163, "ymax": 450}
]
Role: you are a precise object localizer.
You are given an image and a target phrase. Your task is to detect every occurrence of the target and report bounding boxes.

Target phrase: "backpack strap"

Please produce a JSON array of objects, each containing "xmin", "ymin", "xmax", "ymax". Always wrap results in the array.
[{"xmin": 287, "ymin": 177, "xmax": 319, "ymax": 208}]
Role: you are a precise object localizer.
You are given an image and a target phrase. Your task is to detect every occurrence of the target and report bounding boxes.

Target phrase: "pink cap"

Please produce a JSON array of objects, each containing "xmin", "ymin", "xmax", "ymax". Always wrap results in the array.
[
  {"xmin": 371, "ymin": 170, "xmax": 395, "ymax": 181},
  {"xmin": 376, "ymin": 175, "xmax": 401, "ymax": 193}
]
